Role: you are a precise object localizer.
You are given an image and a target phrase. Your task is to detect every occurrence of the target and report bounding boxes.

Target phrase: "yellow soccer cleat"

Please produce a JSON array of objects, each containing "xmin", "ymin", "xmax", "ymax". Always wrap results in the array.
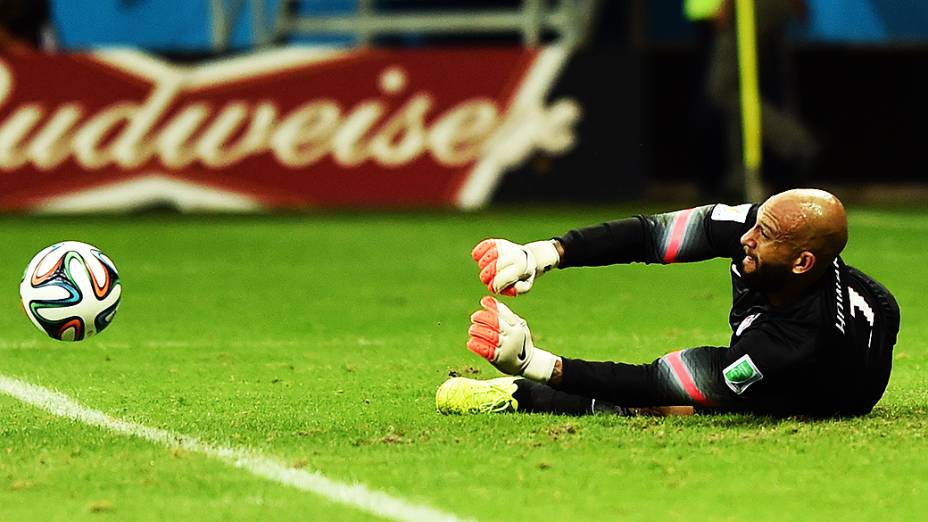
[{"xmin": 435, "ymin": 377, "xmax": 520, "ymax": 414}]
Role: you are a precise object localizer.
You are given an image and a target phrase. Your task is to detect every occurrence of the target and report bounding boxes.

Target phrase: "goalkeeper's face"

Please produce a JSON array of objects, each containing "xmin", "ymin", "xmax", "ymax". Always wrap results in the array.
[
  {"xmin": 739, "ymin": 201, "xmax": 801, "ymax": 291},
  {"xmin": 740, "ymin": 189, "xmax": 849, "ymax": 294}
]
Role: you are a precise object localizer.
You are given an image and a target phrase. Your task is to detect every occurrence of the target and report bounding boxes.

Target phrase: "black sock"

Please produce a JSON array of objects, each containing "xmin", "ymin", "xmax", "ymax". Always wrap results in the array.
[{"xmin": 513, "ymin": 379, "xmax": 628, "ymax": 416}]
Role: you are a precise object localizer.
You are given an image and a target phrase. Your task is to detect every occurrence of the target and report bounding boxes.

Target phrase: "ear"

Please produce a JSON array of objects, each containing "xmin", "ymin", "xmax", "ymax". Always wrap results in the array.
[{"xmin": 792, "ymin": 251, "xmax": 816, "ymax": 275}]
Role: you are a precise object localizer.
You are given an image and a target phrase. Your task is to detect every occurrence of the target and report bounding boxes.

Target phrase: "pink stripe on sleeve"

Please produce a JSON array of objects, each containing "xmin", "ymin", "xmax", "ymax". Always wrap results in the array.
[
  {"xmin": 663, "ymin": 350, "xmax": 714, "ymax": 406},
  {"xmin": 662, "ymin": 208, "xmax": 695, "ymax": 263}
]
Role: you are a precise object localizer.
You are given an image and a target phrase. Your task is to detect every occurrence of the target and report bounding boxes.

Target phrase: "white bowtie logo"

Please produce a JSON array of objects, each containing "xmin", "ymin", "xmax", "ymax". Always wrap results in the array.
[{"xmin": 736, "ymin": 313, "xmax": 761, "ymax": 337}]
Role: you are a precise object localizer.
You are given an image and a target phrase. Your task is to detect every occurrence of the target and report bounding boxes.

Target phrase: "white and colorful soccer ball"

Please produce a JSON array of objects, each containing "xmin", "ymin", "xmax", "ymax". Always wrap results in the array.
[{"xmin": 19, "ymin": 241, "xmax": 121, "ymax": 341}]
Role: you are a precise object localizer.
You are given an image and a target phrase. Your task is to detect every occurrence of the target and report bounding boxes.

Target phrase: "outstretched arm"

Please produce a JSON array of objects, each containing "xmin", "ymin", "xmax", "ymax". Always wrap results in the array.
[
  {"xmin": 557, "ymin": 203, "xmax": 756, "ymax": 268},
  {"xmin": 474, "ymin": 204, "xmax": 757, "ymax": 295},
  {"xmin": 467, "ymin": 297, "xmax": 738, "ymax": 410},
  {"xmin": 464, "ymin": 296, "xmax": 812, "ymax": 414},
  {"xmin": 551, "ymin": 349, "xmax": 740, "ymax": 410}
]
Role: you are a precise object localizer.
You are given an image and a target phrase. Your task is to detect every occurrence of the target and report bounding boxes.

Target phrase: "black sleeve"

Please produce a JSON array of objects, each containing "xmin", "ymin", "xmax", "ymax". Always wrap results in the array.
[
  {"xmin": 557, "ymin": 203, "xmax": 758, "ymax": 268},
  {"xmin": 555, "ymin": 328, "xmax": 813, "ymax": 414},
  {"xmin": 557, "ymin": 349, "xmax": 738, "ymax": 409}
]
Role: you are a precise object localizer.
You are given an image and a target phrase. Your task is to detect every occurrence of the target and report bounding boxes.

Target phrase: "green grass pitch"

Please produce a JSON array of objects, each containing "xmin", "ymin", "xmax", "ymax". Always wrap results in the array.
[{"xmin": 0, "ymin": 206, "xmax": 925, "ymax": 521}]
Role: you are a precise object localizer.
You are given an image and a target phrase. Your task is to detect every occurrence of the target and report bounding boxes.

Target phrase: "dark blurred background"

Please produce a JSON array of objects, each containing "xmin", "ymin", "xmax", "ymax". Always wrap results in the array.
[{"xmin": 2, "ymin": 0, "xmax": 926, "ymax": 207}]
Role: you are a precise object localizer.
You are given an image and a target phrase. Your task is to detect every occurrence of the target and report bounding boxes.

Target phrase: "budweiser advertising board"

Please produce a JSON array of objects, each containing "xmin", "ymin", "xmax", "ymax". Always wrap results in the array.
[{"xmin": 0, "ymin": 48, "xmax": 579, "ymax": 212}]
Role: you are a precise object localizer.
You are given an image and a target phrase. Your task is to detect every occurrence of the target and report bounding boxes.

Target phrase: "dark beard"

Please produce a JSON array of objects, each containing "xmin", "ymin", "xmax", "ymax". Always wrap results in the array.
[{"xmin": 741, "ymin": 260, "xmax": 793, "ymax": 293}]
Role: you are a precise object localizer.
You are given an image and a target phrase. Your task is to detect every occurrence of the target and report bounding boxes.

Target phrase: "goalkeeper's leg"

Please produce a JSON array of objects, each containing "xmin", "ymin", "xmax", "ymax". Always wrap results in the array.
[
  {"xmin": 514, "ymin": 379, "xmax": 629, "ymax": 415},
  {"xmin": 436, "ymin": 376, "xmax": 628, "ymax": 415}
]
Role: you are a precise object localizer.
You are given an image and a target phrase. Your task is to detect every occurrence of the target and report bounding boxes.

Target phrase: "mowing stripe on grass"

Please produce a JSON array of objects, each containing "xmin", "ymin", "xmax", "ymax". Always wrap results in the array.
[
  {"xmin": 0, "ymin": 375, "xmax": 472, "ymax": 522},
  {"xmin": 851, "ymin": 211, "xmax": 928, "ymax": 231}
]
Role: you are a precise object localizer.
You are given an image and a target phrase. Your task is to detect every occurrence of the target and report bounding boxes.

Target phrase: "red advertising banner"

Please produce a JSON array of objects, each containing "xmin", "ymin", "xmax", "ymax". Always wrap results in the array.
[{"xmin": 0, "ymin": 48, "xmax": 579, "ymax": 212}]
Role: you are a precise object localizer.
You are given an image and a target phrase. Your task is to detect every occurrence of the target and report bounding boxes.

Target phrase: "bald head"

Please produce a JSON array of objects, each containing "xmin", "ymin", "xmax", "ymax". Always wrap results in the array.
[{"xmin": 763, "ymin": 188, "xmax": 848, "ymax": 266}]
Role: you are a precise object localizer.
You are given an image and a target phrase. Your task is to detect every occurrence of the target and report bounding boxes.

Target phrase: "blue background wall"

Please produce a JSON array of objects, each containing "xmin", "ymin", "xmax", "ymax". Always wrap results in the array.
[
  {"xmin": 51, "ymin": 0, "xmax": 928, "ymax": 51},
  {"xmin": 650, "ymin": 0, "xmax": 928, "ymax": 46},
  {"xmin": 52, "ymin": 0, "xmax": 356, "ymax": 51}
]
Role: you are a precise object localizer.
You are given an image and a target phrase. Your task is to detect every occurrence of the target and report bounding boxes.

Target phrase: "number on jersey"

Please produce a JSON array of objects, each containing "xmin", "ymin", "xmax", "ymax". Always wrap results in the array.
[{"xmin": 848, "ymin": 287, "xmax": 875, "ymax": 348}]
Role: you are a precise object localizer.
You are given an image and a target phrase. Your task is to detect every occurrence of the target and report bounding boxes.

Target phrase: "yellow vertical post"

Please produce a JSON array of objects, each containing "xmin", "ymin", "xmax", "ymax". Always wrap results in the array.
[{"xmin": 735, "ymin": 0, "xmax": 763, "ymax": 201}]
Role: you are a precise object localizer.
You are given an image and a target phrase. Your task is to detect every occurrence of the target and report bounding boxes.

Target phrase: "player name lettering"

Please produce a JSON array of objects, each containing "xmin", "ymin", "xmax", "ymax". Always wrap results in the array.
[
  {"xmin": 0, "ymin": 62, "xmax": 578, "ymax": 173},
  {"xmin": 833, "ymin": 258, "xmax": 846, "ymax": 333}
]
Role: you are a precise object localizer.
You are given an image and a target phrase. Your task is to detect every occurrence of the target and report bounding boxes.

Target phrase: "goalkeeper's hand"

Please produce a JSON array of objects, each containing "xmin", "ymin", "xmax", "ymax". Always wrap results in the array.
[
  {"xmin": 466, "ymin": 296, "xmax": 558, "ymax": 383},
  {"xmin": 471, "ymin": 239, "xmax": 560, "ymax": 296}
]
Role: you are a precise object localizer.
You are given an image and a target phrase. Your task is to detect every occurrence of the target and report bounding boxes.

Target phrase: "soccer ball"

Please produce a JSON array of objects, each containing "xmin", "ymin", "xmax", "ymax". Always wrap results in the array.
[{"xmin": 19, "ymin": 241, "xmax": 122, "ymax": 341}]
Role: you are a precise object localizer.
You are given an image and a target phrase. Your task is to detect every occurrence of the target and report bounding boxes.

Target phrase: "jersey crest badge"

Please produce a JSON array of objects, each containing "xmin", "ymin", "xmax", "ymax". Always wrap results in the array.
[
  {"xmin": 723, "ymin": 354, "xmax": 764, "ymax": 394},
  {"xmin": 711, "ymin": 203, "xmax": 752, "ymax": 223},
  {"xmin": 735, "ymin": 313, "xmax": 760, "ymax": 337}
]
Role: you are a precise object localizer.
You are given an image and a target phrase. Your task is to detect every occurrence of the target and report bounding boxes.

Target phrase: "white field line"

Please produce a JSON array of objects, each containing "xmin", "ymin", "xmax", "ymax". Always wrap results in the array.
[{"xmin": 0, "ymin": 375, "xmax": 472, "ymax": 522}]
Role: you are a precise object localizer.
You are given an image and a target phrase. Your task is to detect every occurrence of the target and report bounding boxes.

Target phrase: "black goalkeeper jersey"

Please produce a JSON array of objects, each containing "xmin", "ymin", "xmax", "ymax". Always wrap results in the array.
[{"xmin": 554, "ymin": 203, "xmax": 900, "ymax": 416}]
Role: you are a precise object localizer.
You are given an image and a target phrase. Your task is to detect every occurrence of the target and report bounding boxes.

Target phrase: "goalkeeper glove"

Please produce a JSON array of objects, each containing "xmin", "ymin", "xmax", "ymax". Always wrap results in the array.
[
  {"xmin": 466, "ymin": 296, "xmax": 558, "ymax": 383},
  {"xmin": 471, "ymin": 239, "xmax": 560, "ymax": 296}
]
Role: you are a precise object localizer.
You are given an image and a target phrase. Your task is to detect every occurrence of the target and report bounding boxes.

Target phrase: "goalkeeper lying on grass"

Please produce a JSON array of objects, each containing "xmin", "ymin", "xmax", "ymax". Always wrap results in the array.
[{"xmin": 436, "ymin": 189, "xmax": 900, "ymax": 417}]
